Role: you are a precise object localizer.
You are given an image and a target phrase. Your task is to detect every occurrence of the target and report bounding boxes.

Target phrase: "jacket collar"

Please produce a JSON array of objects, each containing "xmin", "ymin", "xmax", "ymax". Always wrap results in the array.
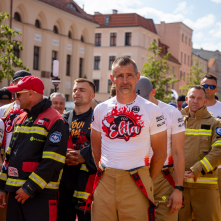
[{"xmin": 181, "ymin": 106, "xmax": 211, "ymax": 120}]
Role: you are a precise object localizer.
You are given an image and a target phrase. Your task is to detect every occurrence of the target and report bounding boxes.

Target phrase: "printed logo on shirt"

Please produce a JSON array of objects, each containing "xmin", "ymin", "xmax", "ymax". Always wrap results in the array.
[
  {"xmin": 37, "ymin": 119, "xmax": 44, "ymax": 125},
  {"xmin": 8, "ymin": 166, "xmax": 19, "ymax": 177},
  {"xmin": 102, "ymin": 105, "xmax": 144, "ymax": 141},
  {"xmin": 71, "ymin": 121, "xmax": 85, "ymax": 138},
  {"xmin": 49, "ymin": 131, "xmax": 62, "ymax": 143},
  {"xmin": 216, "ymin": 127, "xmax": 221, "ymax": 136},
  {"xmin": 178, "ymin": 118, "xmax": 183, "ymax": 123},
  {"xmin": 132, "ymin": 106, "xmax": 140, "ymax": 113},
  {"xmin": 156, "ymin": 115, "xmax": 164, "ymax": 122}
]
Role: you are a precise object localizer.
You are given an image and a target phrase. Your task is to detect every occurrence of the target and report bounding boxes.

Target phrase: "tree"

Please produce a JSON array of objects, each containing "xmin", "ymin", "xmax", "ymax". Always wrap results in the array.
[
  {"xmin": 0, "ymin": 12, "xmax": 29, "ymax": 82},
  {"xmin": 141, "ymin": 41, "xmax": 179, "ymax": 103},
  {"xmin": 179, "ymin": 56, "xmax": 206, "ymax": 94}
]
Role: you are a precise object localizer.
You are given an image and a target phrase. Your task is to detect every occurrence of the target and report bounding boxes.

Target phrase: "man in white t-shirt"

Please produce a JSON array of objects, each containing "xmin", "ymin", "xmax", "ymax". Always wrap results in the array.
[
  {"xmin": 136, "ymin": 76, "xmax": 185, "ymax": 221},
  {"xmin": 201, "ymin": 74, "xmax": 221, "ymax": 205},
  {"xmin": 90, "ymin": 57, "xmax": 167, "ymax": 221}
]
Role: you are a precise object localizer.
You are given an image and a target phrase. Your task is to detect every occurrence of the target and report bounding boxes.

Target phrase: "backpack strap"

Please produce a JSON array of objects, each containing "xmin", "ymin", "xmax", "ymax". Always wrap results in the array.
[{"xmin": 2, "ymin": 102, "xmax": 15, "ymax": 119}]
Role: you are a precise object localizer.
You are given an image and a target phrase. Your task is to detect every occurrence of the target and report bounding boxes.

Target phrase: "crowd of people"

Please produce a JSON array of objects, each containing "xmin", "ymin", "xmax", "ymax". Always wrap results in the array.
[{"xmin": 0, "ymin": 56, "xmax": 220, "ymax": 221}]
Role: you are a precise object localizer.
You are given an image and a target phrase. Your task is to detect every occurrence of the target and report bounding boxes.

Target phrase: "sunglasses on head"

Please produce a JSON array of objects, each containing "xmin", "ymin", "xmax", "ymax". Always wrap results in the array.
[{"xmin": 202, "ymin": 84, "xmax": 216, "ymax": 90}]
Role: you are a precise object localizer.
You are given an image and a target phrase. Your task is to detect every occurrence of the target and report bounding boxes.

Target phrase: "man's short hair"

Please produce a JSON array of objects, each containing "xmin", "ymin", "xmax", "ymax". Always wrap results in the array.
[
  {"xmin": 110, "ymin": 84, "xmax": 116, "ymax": 97},
  {"xmin": 202, "ymin": 74, "xmax": 217, "ymax": 83},
  {"xmin": 188, "ymin": 85, "xmax": 206, "ymax": 97},
  {"xmin": 177, "ymin": 95, "xmax": 186, "ymax": 102},
  {"xmin": 111, "ymin": 57, "xmax": 138, "ymax": 76},
  {"xmin": 50, "ymin": 92, "xmax": 66, "ymax": 101},
  {"xmin": 74, "ymin": 78, "xmax": 95, "ymax": 93}
]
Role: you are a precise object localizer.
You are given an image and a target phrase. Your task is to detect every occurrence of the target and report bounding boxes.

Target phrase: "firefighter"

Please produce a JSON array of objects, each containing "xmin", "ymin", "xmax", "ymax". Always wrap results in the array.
[
  {"xmin": 57, "ymin": 78, "xmax": 96, "ymax": 221},
  {"xmin": 178, "ymin": 85, "xmax": 221, "ymax": 221},
  {"xmin": 90, "ymin": 57, "xmax": 167, "ymax": 221},
  {"xmin": 136, "ymin": 76, "xmax": 185, "ymax": 221},
  {"xmin": 0, "ymin": 76, "xmax": 69, "ymax": 221}
]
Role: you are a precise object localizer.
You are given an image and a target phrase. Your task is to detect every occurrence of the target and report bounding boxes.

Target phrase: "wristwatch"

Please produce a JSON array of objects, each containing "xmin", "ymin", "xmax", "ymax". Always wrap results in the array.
[{"xmin": 174, "ymin": 186, "xmax": 184, "ymax": 191}]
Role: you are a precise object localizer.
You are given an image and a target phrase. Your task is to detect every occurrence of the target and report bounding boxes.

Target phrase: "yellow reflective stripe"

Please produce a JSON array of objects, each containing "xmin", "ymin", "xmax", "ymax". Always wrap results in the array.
[
  {"xmin": 80, "ymin": 164, "xmax": 89, "ymax": 172},
  {"xmin": 201, "ymin": 158, "xmax": 213, "ymax": 172},
  {"xmin": 185, "ymin": 129, "xmax": 212, "ymax": 136},
  {"xmin": 14, "ymin": 126, "xmax": 48, "ymax": 136},
  {"xmin": 45, "ymin": 169, "xmax": 63, "ymax": 190},
  {"xmin": 0, "ymin": 173, "xmax": 7, "ymax": 181},
  {"xmin": 184, "ymin": 177, "xmax": 217, "ymax": 184},
  {"xmin": 42, "ymin": 152, "xmax": 65, "ymax": 164},
  {"xmin": 212, "ymin": 140, "xmax": 221, "ymax": 148},
  {"xmin": 73, "ymin": 191, "xmax": 90, "ymax": 200},
  {"xmin": 6, "ymin": 147, "xmax": 11, "ymax": 155},
  {"xmin": 6, "ymin": 178, "xmax": 25, "ymax": 187},
  {"xmin": 29, "ymin": 172, "xmax": 47, "ymax": 189}
]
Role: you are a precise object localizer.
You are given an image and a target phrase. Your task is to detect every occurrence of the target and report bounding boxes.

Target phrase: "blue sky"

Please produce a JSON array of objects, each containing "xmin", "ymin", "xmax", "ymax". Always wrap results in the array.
[{"xmin": 75, "ymin": 0, "xmax": 221, "ymax": 51}]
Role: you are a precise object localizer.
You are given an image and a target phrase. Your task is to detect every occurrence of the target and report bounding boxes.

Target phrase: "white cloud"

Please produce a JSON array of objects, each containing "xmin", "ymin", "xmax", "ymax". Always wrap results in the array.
[
  {"xmin": 183, "ymin": 14, "xmax": 215, "ymax": 30},
  {"xmin": 174, "ymin": 2, "xmax": 194, "ymax": 15},
  {"xmin": 209, "ymin": 22, "xmax": 221, "ymax": 38},
  {"xmin": 211, "ymin": 0, "xmax": 221, "ymax": 3}
]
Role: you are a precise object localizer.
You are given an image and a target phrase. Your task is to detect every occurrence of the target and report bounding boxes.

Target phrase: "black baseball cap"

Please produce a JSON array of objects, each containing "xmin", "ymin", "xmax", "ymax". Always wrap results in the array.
[
  {"xmin": 12, "ymin": 70, "xmax": 31, "ymax": 82},
  {"xmin": 0, "ymin": 87, "xmax": 12, "ymax": 100}
]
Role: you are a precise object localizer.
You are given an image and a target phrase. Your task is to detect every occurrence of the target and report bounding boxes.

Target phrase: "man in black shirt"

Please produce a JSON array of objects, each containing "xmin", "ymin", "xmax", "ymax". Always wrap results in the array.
[{"xmin": 57, "ymin": 78, "xmax": 97, "ymax": 221}]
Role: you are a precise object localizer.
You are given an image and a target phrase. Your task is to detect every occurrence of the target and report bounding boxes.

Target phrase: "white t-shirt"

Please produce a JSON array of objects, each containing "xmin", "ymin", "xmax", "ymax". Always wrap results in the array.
[
  {"xmin": 0, "ymin": 103, "xmax": 11, "ymax": 118},
  {"xmin": 92, "ymin": 95, "xmax": 167, "ymax": 170},
  {"xmin": 149, "ymin": 100, "xmax": 186, "ymax": 167},
  {"xmin": 207, "ymin": 100, "xmax": 221, "ymax": 168},
  {"xmin": 0, "ymin": 119, "xmax": 4, "ymax": 144}
]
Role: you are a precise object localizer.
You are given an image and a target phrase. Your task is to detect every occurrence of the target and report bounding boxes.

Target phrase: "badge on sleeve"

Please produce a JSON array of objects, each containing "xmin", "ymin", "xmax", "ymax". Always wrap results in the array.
[
  {"xmin": 49, "ymin": 131, "xmax": 62, "ymax": 143},
  {"xmin": 216, "ymin": 127, "xmax": 221, "ymax": 136}
]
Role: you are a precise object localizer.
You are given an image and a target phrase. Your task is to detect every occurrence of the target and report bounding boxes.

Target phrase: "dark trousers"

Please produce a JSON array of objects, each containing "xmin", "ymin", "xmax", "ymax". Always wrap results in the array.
[{"xmin": 6, "ymin": 192, "xmax": 58, "ymax": 221}]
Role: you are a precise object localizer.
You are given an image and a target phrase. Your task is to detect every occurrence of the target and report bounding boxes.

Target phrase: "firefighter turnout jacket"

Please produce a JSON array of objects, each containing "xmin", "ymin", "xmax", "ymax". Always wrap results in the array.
[
  {"xmin": 0, "ymin": 99, "xmax": 69, "ymax": 197},
  {"xmin": 181, "ymin": 106, "xmax": 221, "ymax": 189}
]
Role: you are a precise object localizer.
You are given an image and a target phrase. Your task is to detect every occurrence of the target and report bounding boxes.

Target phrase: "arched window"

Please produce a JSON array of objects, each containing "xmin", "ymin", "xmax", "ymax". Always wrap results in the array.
[
  {"xmin": 81, "ymin": 35, "xmax": 84, "ymax": 42},
  {"xmin": 35, "ymin": 20, "xmax": 41, "ymax": 28},
  {"xmin": 68, "ymin": 31, "xmax": 72, "ymax": 39},
  {"xmin": 66, "ymin": 3, "xmax": 77, "ymax": 11},
  {"xmin": 14, "ymin": 12, "xmax": 21, "ymax": 22},
  {"xmin": 53, "ymin": 25, "xmax": 59, "ymax": 34}
]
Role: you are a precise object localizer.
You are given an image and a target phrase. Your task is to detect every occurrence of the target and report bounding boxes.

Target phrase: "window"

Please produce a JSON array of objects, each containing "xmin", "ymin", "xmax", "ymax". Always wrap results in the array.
[
  {"xmin": 109, "ymin": 56, "xmax": 116, "ymax": 70},
  {"xmin": 66, "ymin": 55, "xmax": 71, "ymax": 76},
  {"xmin": 35, "ymin": 20, "xmax": 41, "ymax": 28},
  {"xmin": 108, "ymin": 79, "xmax": 112, "ymax": 93},
  {"xmin": 104, "ymin": 16, "xmax": 110, "ymax": 25},
  {"xmin": 172, "ymin": 67, "xmax": 175, "ymax": 74},
  {"xmin": 180, "ymin": 71, "xmax": 182, "ymax": 79},
  {"xmin": 93, "ymin": 80, "xmax": 99, "ymax": 93},
  {"xmin": 183, "ymin": 72, "xmax": 185, "ymax": 81},
  {"xmin": 33, "ymin": 46, "xmax": 40, "ymax": 70},
  {"xmin": 181, "ymin": 52, "xmax": 183, "ymax": 62},
  {"xmin": 65, "ymin": 94, "xmax": 69, "ymax": 101},
  {"xmin": 68, "ymin": 31, "xmax": 72, "ymax": 39},
  {"xmin": 185, "ymin": 36, "xmax": 187, "ymax": 44},
  {"xmin": 95, "ymin": 33, "xmax": 101, "ymax": 46},
  {"xmin": 110, "ymin": 33, "xmax": 117, "ymax": 46},
  {"xmin": 79, "ymin": 58, "xmax": 83, "ymax": 78},
  {"xmin": 53, "ymin": 26, "xmax": 59, "ymax": 34},
  {"xmin": 125, "ymin": 32, "xmax": 132, "ymax": 46},
  {"xmin": 189, "ymin": 38, "xmax": 191, "ymax": 46},
  {"xmin": 184, "ymin": 53, "xmax": 186, "ymax": 64},
  {"xmin": 51, "ymin": 51, "xmax": 57, "ymax": 72},
  {"xmin": 94, "ymin": 56, "xmax": 100, "ymax": 70},
  {"xmin": 172, "ymin": 83, "xmax": 174, "ymax": 89},
  {"xmin": 182, "ymin": 34, "xmax": 184, "ymax": 42},
  {"xmin": 13, "ymin": 43, "xmax": 20, "ymax": 58},
  {"xmin": 66, "ymin": 3, "xmax": 77, "ymax": 10},
  {"xmin": 188, "ymin": 55, "xmax": 190, "ymax": 66},
  {"xmin": 81, "ymin": 35, "xmax": 84, "ymax": 42},
  {"xmin": 14, "ymin": 12, "xmax": 21, "ymax": 22}
]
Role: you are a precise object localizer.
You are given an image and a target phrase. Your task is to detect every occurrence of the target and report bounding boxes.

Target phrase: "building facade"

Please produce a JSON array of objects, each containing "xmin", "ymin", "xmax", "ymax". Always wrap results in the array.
[
  {"xmin": 0, "ymin": 0, "xmax": 98, "ymax": 100},
  {"xmin": 156, "ymin": 22, "xmax": 193, "ymax": 94},
  {"xmin": 92, "ymin": 11, "xmax": 180, "ymax": 101}
]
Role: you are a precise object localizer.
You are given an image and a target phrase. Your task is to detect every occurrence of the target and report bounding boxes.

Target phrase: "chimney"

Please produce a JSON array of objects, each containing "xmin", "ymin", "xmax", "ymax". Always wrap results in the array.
[
  {"xmin": 94, "ymin": 12, "xmax": 102, "ymax": 15},
  {"xmin": 112, "ymin": 9, "xmax": 118, "ymax": 14}
]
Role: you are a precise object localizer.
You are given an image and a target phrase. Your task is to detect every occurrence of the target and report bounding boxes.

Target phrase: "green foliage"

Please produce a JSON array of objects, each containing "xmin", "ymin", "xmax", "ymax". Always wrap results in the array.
[
  {"xmin": 141, "ymin": 41, "xmax": 179, "ymax": 103},
  {"xmin": 180, "ymin": 57, "xmax": 206, "ymax": 94},
  {"xmin": 0, "ymin": 12, "xmax": 29, "ymax": 82}
]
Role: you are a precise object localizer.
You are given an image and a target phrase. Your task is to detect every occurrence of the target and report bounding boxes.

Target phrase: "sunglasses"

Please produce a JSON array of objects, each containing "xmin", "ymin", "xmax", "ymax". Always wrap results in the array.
[
  {"xmin": 16, "ymin": 90, "xmax": 37, "ymax": 98},
  {"xmin": 202, "ymin": 84, "xmax": 216, "ymax": 90}
]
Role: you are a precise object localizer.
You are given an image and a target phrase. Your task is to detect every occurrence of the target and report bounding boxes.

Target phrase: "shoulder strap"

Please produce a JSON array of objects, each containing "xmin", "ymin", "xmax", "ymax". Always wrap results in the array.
[
  {"xmin": 2, "ymin": 102, "xmax": 15, "ymax": 119},
  {"xmin": 68, "ymin": 110, "xmax": 74, "ymax": 131}
]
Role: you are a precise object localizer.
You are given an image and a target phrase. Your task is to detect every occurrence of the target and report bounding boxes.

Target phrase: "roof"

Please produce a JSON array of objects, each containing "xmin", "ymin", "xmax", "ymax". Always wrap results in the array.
[
  {"xmin": 159, "ymin": 41, "xmax": 180, "ymax": 65},
  {"xmin": 92, "ymin": 13, "xmax": 157, "ymax": 34},
  {"xmin": 38, "ymin": 0, "xmax": 97, "ymax": 24}
]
